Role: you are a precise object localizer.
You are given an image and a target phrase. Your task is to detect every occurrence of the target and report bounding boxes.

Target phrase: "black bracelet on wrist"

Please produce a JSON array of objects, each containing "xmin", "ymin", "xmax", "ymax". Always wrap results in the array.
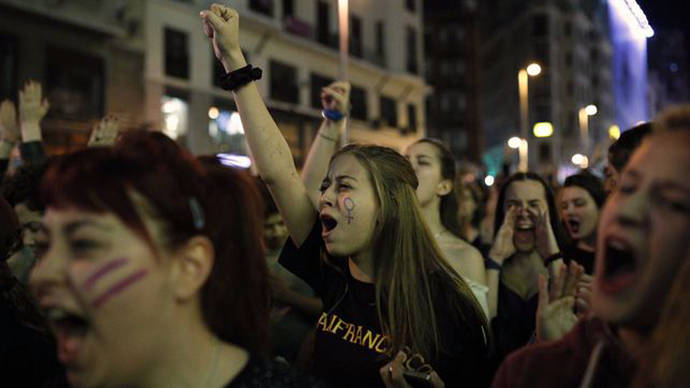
[
  {"xmin": 220, "ymin": 64, "xmax": 263, "ymax": 91},
  {"xmin": 544, "ymin": 252, "xmax": 564, "ymax": 266},
  {"xmin": 485, "ymin": 257, "xmax": 502, "ymax": 271}
]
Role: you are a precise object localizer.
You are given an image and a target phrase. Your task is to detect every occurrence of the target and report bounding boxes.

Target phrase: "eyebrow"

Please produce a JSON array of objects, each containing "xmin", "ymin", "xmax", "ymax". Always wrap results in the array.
[
  {"xmin": 64, "ymin": 220, "xmax": 113, "ymax": 235},
  {"xmin": 335, "ymin": 175, "xmax": 358, "ymax": 182},
  {"xmin": 654, "ymin": 181, "xmax": 690, "ymax": 196}
]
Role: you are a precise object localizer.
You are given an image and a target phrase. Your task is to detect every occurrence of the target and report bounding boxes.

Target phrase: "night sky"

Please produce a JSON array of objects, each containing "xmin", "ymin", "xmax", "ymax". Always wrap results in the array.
[{"xmin": 638, "ymin": 0, "xmax": 690, "ymax": 36}]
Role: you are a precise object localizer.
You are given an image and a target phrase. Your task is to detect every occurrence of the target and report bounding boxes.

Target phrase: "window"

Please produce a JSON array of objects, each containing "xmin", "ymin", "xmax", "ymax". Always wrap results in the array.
[
  {"xmin": 350, "ymin": 85, "xmax": 368, "ymax": 121},
  {"xmin": 45, "ymin": 46, "xmax": 104, "ymax": 119},
  {"xmin": 565, "ymin": 52, "xmax": 573, "ymax": 67},
  {"xmin": 161, "ymin": 90, "xmax": 189, "ymax": 140},
  {"xmin": 406, "ymin": 0, "xmax": 416, "ymax": 12},
  {"xmin": 375, "ymin": 21, "xmax": 385, "ymax": 59},
  {"xmin": 164, "ymin": 27, "xmax": 189, "ymax": 79},
  {"xmin": 0, "ymin": 32, "xmax": 18, "ymax": 100},
  {"xmin": 249, "ymin": 0, "xmax": 273, "ymax": 17},
  {"xmin": 534, "ymin": 42, "xmax": 550, "ymax": 66},
  {"xmin": 350, "ymin": 15, "xmax": 363, "ymax": 58},
  {"xmin": 564, "ymin": 22, "xmax": 572, "ymax": 37},
  {"xmin": 270, "ymin": 60, "xmax": 298, "ymax": 103},
  {"xmin": 538, "ymin": 143, "xmax": 551, "ymax": 162},
  {"xmin": 380, "ymin": 96, "xmax": 397, "ymax": 127},
  {"xmin": 406, "ymin": 26, "xmax": 418, "ymax": 74},
  {"xmin": 317, "ymin": 1, "xmax": 330, "ymax": 46},
  {"xmin": 283, "ymin": 0, "xmax": 294, "ymax": 17},
  {"xmin": 310, "ymin": 73, "xmax": 334, "ymax": 108},
  {"xmin": 407, "ymin": 104, "xmax": 417, "ymax": 131},
  {"xmin": 533, "ymin": 14, "xmax": 548, "ymax": 37}
]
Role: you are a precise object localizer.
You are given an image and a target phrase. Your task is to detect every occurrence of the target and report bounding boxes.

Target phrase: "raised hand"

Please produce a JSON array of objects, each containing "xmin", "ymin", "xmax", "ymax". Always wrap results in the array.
[
  {"xmin": 0, "ymin": 100, "xmax": 19, "ymax": 143},
  {"xmin": 19, "ymin": 81, "xmax": 49, "ymax": 142},
  {"xmin": 530, "ymin": 207, "xmax": 560, "ymax": 261},
  {"xmin": 200, "ymin": 3, "xmax": 245, "ymax": 72},
  {"xmin": 488, "ymin": 206, "xmax": 518, "ymax": 265},
  {"xmin": 379, "ymin": 350, "xmax": 445, "ymax": 388},
  {"xmin": 88, "ymin": 116, "xmax": 120, "ymax": 147},
  {"xmin": 575, "ymin": 273, "xmax": 593, "ymax": 317},
  {"xmin": 321, "ymin": 81, "xmax": 351, "ymax": 115},
  {"xmin": 535, "ymin": 261, "xmax": 584, "ymax": 342}
]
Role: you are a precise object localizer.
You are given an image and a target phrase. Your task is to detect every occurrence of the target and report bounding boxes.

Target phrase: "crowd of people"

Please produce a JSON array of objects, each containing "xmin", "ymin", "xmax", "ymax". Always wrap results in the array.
[{"xmin": 0, "ymin": 4, "xmax": 688, "ymax": 388}]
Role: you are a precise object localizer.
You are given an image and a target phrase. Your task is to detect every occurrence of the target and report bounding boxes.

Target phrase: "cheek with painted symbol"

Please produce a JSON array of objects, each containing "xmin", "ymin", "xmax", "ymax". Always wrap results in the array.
[
  {"xmin": 76, "ymin": 257, "xmax": 149, "ymax": 308},
  {"xmin": 343, "ymin": 197, "xmax": 355, "ymax": 224}
]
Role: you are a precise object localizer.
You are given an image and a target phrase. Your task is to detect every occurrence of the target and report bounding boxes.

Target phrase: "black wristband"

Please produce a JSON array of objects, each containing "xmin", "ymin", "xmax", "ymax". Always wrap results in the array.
[
  {"xmin": 220, "ymin": 64, "xmax": 263, "ymax": 91},
  {"xmin": 544, "ymin": 252, "xmax": 563, "ymax": 266},
  {"xmin": 485, "ymin": 257, "xmax": 502, "ymax": 271}
]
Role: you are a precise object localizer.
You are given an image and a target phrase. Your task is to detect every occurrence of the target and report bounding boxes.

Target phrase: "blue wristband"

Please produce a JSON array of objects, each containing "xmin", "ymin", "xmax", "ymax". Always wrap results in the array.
[
  {"xmin": 485, "ymin": 257, "xmax": 502, "ymax": 271},
  {"xmin": 322, "ymin": 109, "xmax": 345, "ymax": 122}
]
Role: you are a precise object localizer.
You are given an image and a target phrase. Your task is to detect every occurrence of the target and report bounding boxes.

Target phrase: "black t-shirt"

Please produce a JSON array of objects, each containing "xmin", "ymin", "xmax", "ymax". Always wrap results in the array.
[
  {"xmin": 491, "ymin": 282, "xmax": 539, "ymax": 364},
  {"xmin": 279, "ymin": 221, "xmax": 491, "ymax": 388},
  {"xmin": 225, "ymin": 357, "xmax": 326, "ymax": 388}
]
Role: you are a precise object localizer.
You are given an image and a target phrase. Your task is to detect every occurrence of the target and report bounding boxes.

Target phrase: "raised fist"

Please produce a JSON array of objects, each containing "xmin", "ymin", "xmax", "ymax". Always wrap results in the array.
[
  {"xmin": 321, "ymin": 81, "xmax": 351, "ymax": 115},
  {"xmin": 201, "ymin": 3, "xmax": 244, "ymax": 72}
]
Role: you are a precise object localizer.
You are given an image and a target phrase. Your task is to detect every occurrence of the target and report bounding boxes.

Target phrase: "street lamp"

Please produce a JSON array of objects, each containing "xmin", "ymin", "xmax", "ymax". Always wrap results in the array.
[
  {"xmin": 608, "ymin": 125, "xmax": 621, "ymax": 140},
  {"xmin": 518, "ymin": 62, "xmax": 541, "ymax": 171},
  {"xmin": 578, "ymin": 104, "xmax": 597, "ymax": 156},
  {"xmin": 533, "ymin": 122, "xmax": 554, "ymax": 138},
  {"xmin": 508, "ymin": 136, "xmax": 522, "ymax": 149},
  {"xmin": 507, "ymin": 137, "xmax": 528, "ymax": 172},
  {"xmin": 338, "ymin": 0, "xmax": 349, "ymax": 144}
]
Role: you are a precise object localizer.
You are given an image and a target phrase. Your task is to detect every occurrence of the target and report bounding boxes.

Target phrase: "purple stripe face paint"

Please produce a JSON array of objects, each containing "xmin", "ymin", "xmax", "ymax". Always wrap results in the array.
[
  {"xmin": 92, "ymin": 269, "xmax": 148, "ymax": 308},
  {"xmin": 82, "ymin": 258, "xmax": 129, "ymax": 291}
]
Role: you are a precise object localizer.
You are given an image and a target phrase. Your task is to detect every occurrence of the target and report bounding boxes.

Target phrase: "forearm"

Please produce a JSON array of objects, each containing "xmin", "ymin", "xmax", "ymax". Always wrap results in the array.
[
  {"xmin": 21, "ymin": 121, "xmax": 42, "ymax": 142},
  {"xmin": 302, "ymin": 119, "xmax": 342, "ymax": 206},
  {"xmin": 0, "ymin": 140, "xmax": 13, "ymax": 159},
  {"xmin": 276, "ymin": 288, "xmax": 323, "ymax": 319}
]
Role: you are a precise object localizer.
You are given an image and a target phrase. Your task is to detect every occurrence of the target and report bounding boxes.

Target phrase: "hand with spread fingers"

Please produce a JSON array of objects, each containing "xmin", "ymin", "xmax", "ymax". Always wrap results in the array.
[
  {"xmin": 19, "ymin": 80, "xmax": 50, "ymax": 142},
  {"xmin": 200, "ymin": 3, "xmax": 245, "ymax": 72},
  {"xmin": 489, "ymin": 206, "xmax": 518, "ymax": 265},
  {"xmin": 88, "ymin": 116, "xmax": 121, "ymax": 147},
  {"xmin": 379, "ymin": 350, "xmax": 445, "ymax": 388},
  {"xmin": 536, "ymin": 261, "xmax": 584, "ymax": 342},
  {"xmin": 321, "ymin": 81, "xmax": 351, "ymax": 116},
  {"xmin": 0, "ymin": 100, "xmax": 20, "ymax": 143},
  {"xmin": 529, "ymin": 206, "xmax": 560, "ymax": 261}
]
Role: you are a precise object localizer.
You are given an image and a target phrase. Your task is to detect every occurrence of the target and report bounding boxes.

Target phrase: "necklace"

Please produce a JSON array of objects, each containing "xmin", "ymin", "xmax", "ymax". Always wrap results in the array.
[{"xmin": 203, "ymin": 339, "xmax": 220, "ymax": 387}]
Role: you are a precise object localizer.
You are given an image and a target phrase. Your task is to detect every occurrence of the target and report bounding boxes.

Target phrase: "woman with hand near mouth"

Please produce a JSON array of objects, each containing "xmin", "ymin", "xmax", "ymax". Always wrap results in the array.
[
  {"xmin": 29, "ymin": 132, "xmax": 322, "ymax": 388},
  {"xmin": 486, "ymin": 172, "xmax": 566, "ymax": 362},
  {"xmin": 199, "ymin": 4, "xmax": 491, "ymax": 387},
  {"xmin": 559, "ymin": 172, "xmax": 605, "ymax": 274},
  {"xmin": 491, "ymin": 105, "xmax": 690, "ymax": 388}
]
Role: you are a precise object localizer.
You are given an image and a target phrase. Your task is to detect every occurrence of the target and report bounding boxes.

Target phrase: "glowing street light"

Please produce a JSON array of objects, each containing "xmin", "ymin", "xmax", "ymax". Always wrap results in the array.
[
  {"xmin": 208, "ymin": 106, "xmax": 219, "ymax": 119},
  {"xmin": 526, "ymin": 63, "xmax": 542, "ymax": 77},
  {"xmin": 508, "ymin": 136, "xmax": 522, "ymax": 149},
  {"xmin": 484, "ymin": 175, "xmax": 495, "ymax": 187},
  {"xmin": 585, "ymin": 104, "xmax": 598, "ymax": 116},
  {"xmin": 533, "ymin": 122, "xmax": 554, "ymax": 138},
  {"xmin": 609, "ymin": 125, "xmax": 621, "ymax": 140}
]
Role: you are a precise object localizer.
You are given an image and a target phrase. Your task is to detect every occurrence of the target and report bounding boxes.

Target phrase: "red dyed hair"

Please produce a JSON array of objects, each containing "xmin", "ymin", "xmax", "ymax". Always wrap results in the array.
[{"xmin": 41, "ymin": 131, "xmax": 269, "ymax": 355}]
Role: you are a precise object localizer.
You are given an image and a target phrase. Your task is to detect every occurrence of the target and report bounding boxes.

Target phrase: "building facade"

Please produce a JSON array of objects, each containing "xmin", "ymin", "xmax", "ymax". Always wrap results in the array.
[
  {"xmin": 0, "ymin": 0, "xmax": 428, "ymax": 162},
  {"xmin": 479, "ymin": 0, "xmax": 616, "ymax": 175},
  {"xmin": 424, "ymin": 0, "xmax": 483, "ymax": 163}
]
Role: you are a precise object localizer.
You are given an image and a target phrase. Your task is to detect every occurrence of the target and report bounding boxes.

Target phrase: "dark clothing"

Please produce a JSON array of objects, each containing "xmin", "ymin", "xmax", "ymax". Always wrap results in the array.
[
  {"xmin": 225, "ymin": 357, "xmax": 326, "ymax": 388},
  {"xmin": 0, "ymin": 303, "xmax": 68, "ymax": 388},
  {"xmin": 491, "ymin": 282, "xmax": 538, "ymax": 363},
  {"xmin": 564, "ymin": 244, "xmax": 595, "ymax": 274},
  {"xmin": 279, "ymin": 221, "xmax": 491, "ymax": 388},
  {"xmin": 0, "ymin": 141, "xmax": 46, "ymax": 183},
  {"xmin": 492, "ymin": 318, "xmax": 636, "ymax": 388}
]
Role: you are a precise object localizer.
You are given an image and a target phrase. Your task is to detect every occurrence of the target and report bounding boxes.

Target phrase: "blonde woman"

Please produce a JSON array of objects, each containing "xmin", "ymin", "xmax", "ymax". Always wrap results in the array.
[{"xmin": 200, "ymin": 4, "xmax": 490, "ymax": 387}]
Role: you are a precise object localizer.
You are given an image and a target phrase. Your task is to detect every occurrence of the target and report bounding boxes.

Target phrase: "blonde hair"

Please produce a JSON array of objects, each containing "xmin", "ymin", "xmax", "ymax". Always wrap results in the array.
[{"xmin": 330, "ymin": 144, "xmax": 489, "ymax": 362}]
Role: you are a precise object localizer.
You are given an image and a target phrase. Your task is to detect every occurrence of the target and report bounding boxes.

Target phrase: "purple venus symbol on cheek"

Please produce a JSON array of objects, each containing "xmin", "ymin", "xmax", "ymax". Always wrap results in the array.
[{"xmin": 344, "ymin": 197, "xmax": 355, "ymax": 224}]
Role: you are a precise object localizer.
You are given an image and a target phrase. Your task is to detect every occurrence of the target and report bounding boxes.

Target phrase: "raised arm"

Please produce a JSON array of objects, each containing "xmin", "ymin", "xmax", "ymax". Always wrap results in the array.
[
  {"xmin": 301, "ymin": 81, "xmax": 349, "ymax": 207},
  {"xmin": 0, "ymin": 100, "xmax": 19, "ymax": 181},
  {"xmin": 18, "ymin": 81, "xmax": 48, "ymax": 164},
  {"xmin": 201, "ymin": 4, "xmax": 315, "ymax": 245}
]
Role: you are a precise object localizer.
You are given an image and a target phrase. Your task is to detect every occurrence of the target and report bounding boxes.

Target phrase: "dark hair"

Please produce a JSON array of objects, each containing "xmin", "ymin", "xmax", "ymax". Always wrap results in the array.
[
  {"xmin": 1, "ymin": 161, "xmax": 49, "ymax": 211},
  {"xmin": 0, "ymin": 196, "xmax": 20, "ymax": 262},
  {"xmin": 608, "ymin": 122, "xmax": 652, "ymax": 172},
  {"xmin": 199, "ymin": 160, "xmax": 270, "ymax": 356},
  {"xmin": 493, "ymin": 172, "xmax": 564, "ymax": 248},
  {"xmin": 413, "ymin": 138, "xmax": 460, "ymax": 236},
  {"xmin": 563, "ymin": 172, "xmax": 606, "ymax": 208},
  {"xmin": 41, "ymin": 131, "xmax": 269, "ymax": 355}
]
